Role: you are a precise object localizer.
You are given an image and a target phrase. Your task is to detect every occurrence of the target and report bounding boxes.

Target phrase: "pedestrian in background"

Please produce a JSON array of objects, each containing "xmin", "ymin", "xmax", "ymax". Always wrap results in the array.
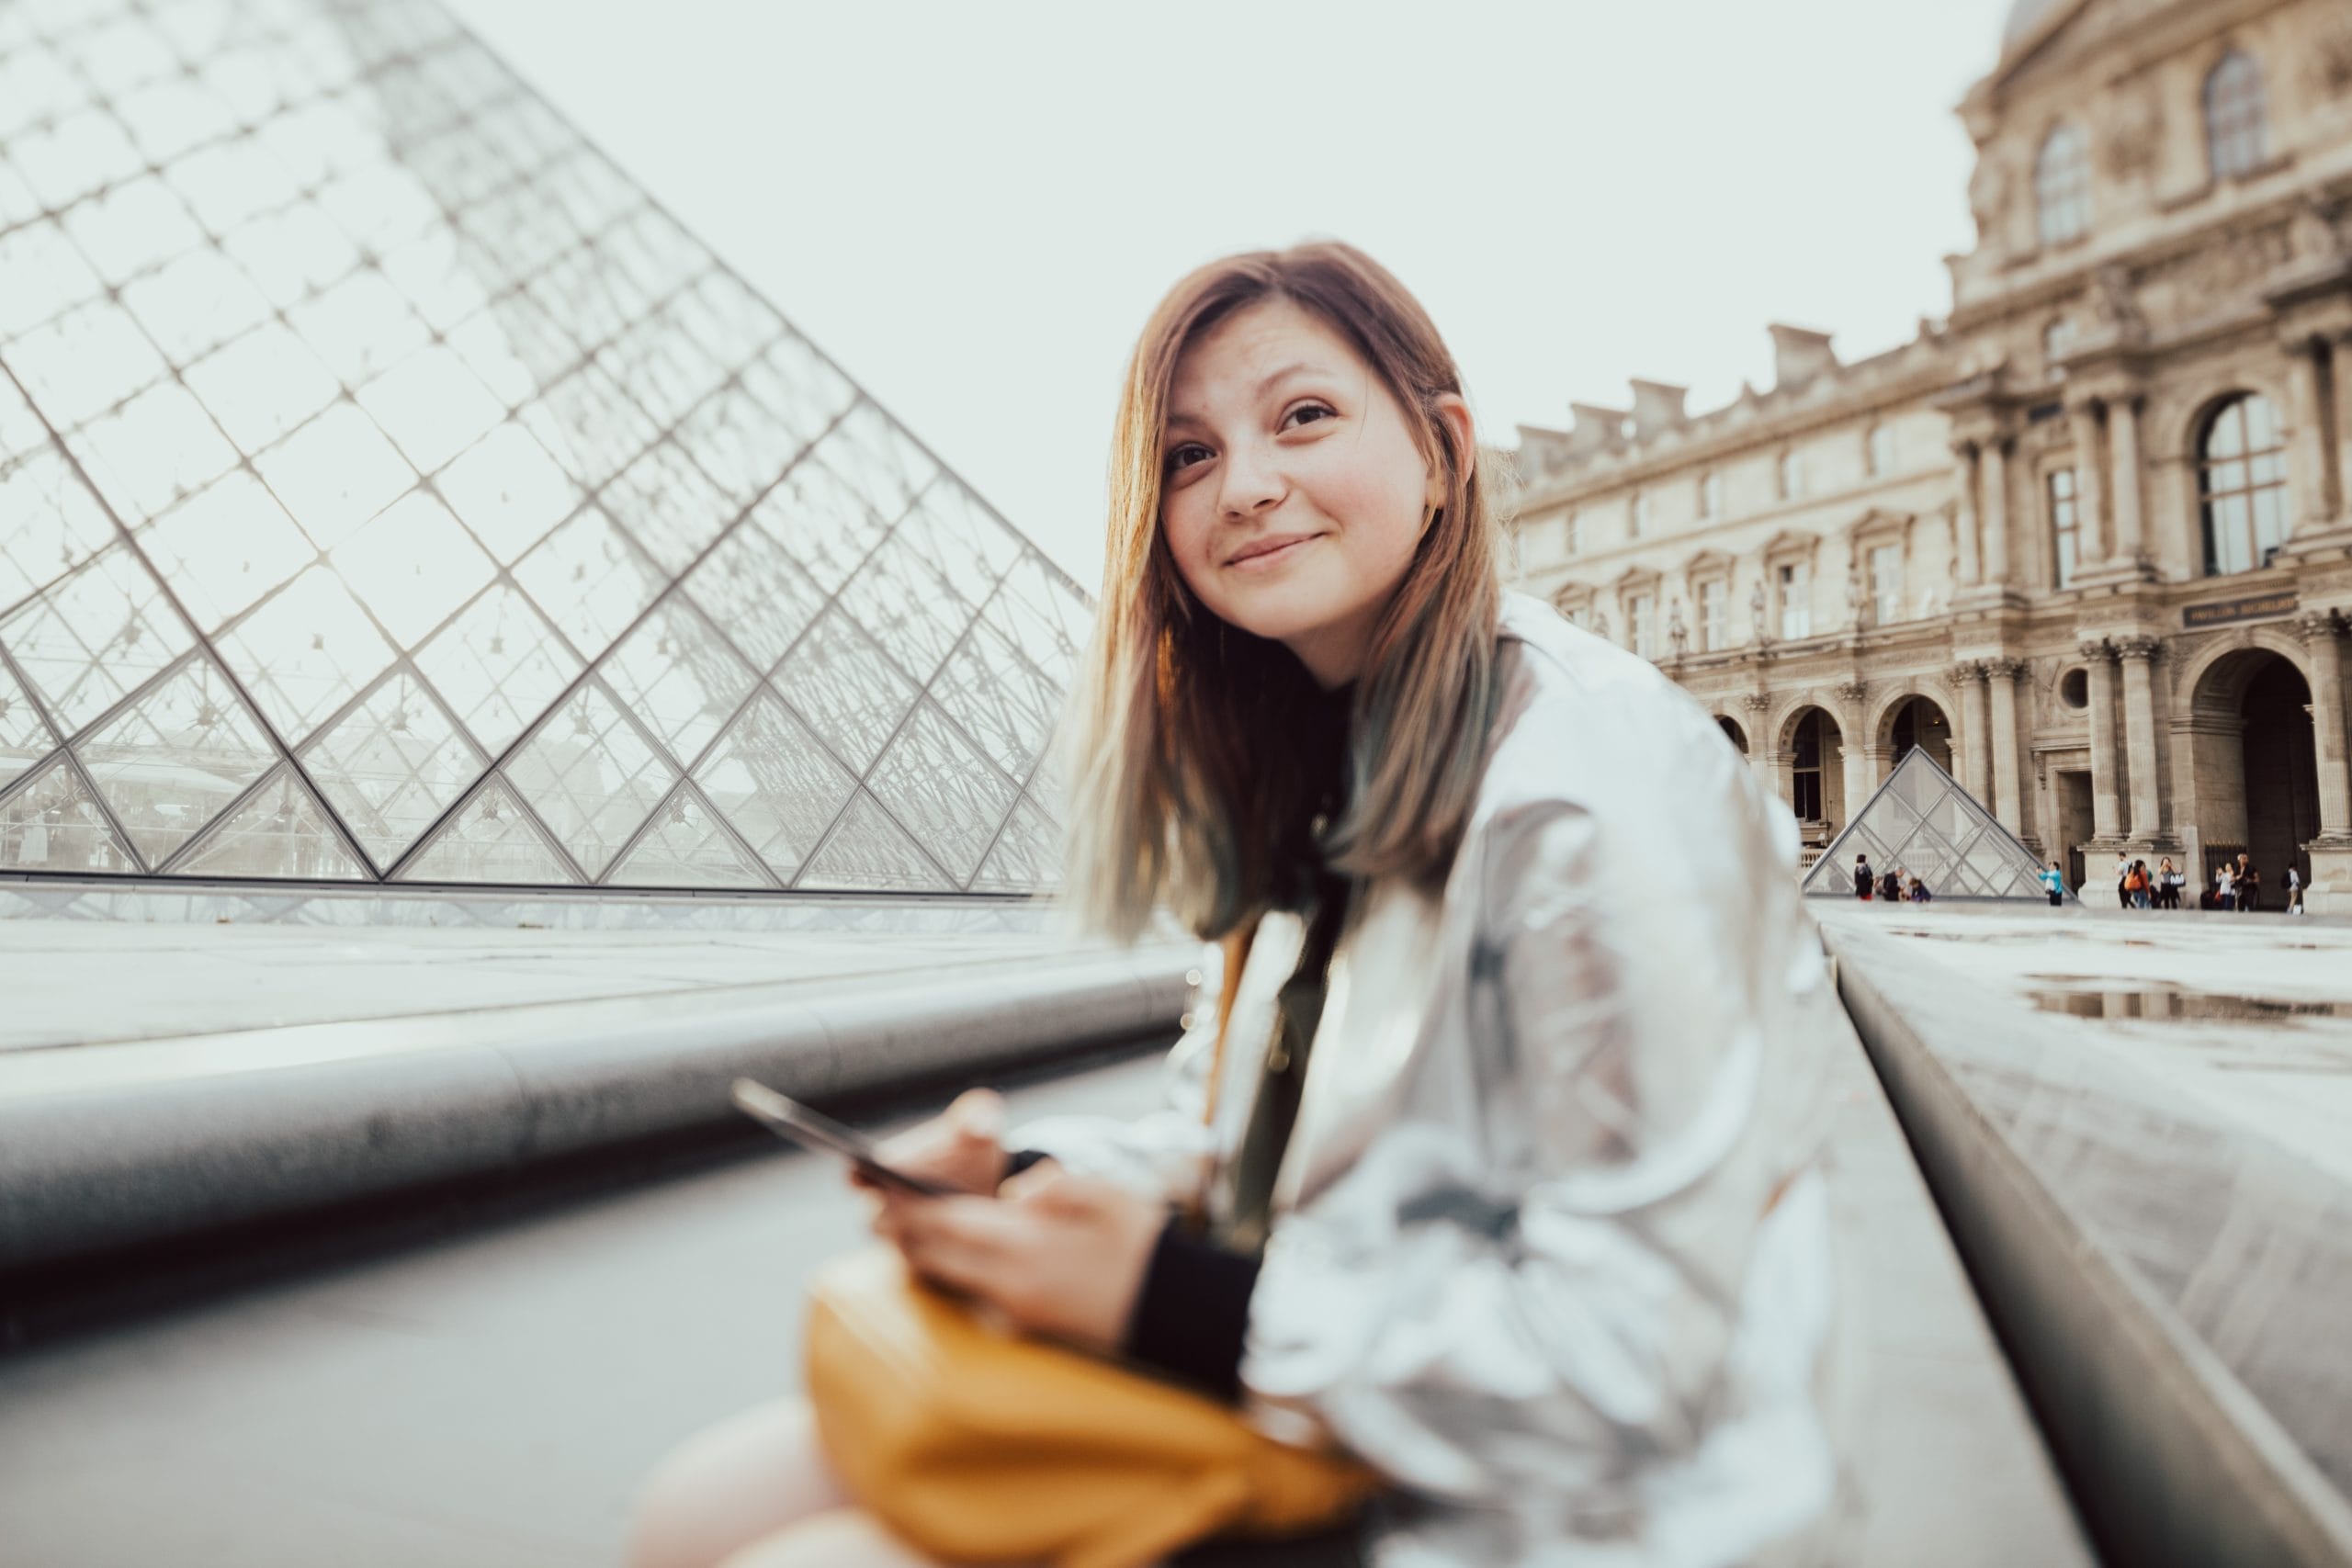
[
  {"xmin": 2236, "ymin": 854, "xmax": 2260, "ymax": 913},
  {"xmin": 1853, "ymin": 853, "xmax": 1872, "ymax": 900},
  {"xmin": 2041, "ymin": 862, "xmax": 2064, "ymax": 907}
]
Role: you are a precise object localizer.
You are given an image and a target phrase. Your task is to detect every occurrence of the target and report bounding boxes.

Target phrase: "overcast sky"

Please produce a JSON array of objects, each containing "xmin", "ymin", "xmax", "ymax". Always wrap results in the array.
[{"xmin": 448, "ymin": 0, "xmax": 2016, "ymax": 586}]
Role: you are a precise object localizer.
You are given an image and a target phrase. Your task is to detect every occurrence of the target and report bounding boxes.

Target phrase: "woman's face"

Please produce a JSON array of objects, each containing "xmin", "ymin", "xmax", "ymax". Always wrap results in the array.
[{"xmin": 1158, "ymin": 297, "xmax": 1469, "ymax": 690}]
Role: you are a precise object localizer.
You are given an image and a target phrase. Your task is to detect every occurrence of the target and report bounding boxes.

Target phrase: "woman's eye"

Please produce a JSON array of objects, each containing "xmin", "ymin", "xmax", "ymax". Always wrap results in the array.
[
  {"xmin": 1284, "ymin": 402, "xmax": 1335, "ymax": 429},
  {"xmin": 1165, "ymin": 443, "xmax": 1209, "ymax": 473}
]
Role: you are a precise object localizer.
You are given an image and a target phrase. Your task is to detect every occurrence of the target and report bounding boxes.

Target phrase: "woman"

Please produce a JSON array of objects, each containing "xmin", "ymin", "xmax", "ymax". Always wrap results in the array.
[
  {"xmin": 628, "ymin": 243, "xmax": 1849, "ymax": 1567},
  {"xmin": 2156, "ymin": 857, "xmax": 2179, "ymax": 911}
]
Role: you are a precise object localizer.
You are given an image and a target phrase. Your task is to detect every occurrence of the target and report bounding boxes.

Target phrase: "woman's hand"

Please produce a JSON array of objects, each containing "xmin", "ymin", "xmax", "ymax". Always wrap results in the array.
[
  {"xmin": 848, "ymin": 1088, "xmax": 1012, "ymax": 1198},
  {"xmin": 872, "ymin": 1167, "xmax": 1168, "ymax": 1355}
]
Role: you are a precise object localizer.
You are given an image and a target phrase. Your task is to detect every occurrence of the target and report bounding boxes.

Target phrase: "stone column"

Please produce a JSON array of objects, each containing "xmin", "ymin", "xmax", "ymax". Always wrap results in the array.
[
  {"xmin": 2335, "ymin": 333, "xmax": 2352, "ymax": 528},
  {"xmin": 1953, "ymin": 660, "xmax": 1992, "ymax": 802},
  {"xmin": 2070, "ymin": 398, "xmax": 2109, "ymax": 567},
  {"xmin": 2115, "ymin": 636, "xmax": 2163, "ymax": 842},
  {"xmin": 1981, "ymin": 439, "xmax": 2012, "ymax": 586},
  {"xmin": 1986, "ymin": 659, "xmax": 2027, "ymax": 838},
  {"xmin": 2283, "ymin": 339, "xmax": 2335, "ymax": 539},
  {"xmin": 1835, "ymin": 681, "xmax": 1871, "ymax": 826},
  {"xmin": 1741, "ymin": 695, "xmax": 1781, "ymax": 804},
  {"xmin": 2109, "ymin": 396, "xmax": 2146, "ymax": 568},
  {"xmin": 2081, "ymin": 637, "xmax": 2122, "ymax": 840},
  {"xmin": 2296, "ymin": 612, "xmax": 2350, "ymax": 839},
  {"xmin": 1950, "ymin": 444, "xmax": 1982, "ymax": 587}
]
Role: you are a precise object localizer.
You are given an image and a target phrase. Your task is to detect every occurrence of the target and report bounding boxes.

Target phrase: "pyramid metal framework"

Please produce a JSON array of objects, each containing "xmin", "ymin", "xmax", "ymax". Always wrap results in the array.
[
  {"xmin": 0, "ymin": 0, "xmax": 1090, "ymax": 897},
  {"xmin": 1799, "ymin": 744, "xmax": 2062, "ymax": 901}
]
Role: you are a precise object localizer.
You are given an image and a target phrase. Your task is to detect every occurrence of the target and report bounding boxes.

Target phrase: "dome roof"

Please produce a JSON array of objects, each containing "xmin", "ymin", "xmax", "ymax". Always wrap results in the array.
[{"xmin": 2003, "ymin": 0, "xmax": 2069, "ymax": 51}]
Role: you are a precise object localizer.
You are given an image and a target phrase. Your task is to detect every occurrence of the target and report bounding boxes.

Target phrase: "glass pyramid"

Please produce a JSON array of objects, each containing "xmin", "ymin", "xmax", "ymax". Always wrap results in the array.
[
  {"xmin": 0, "ymin": 0, "xmax": 1088, "ymax": 896},
  {"xmin": 1800, "ymin": 745, "xmax": 2061, "ymax": 901}
]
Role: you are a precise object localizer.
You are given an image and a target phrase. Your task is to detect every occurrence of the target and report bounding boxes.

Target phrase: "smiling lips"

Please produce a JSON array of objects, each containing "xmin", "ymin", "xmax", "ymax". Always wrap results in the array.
[{"xmin": 1226, "ymin": 533, "xmax": 1319, "ymax": 569}]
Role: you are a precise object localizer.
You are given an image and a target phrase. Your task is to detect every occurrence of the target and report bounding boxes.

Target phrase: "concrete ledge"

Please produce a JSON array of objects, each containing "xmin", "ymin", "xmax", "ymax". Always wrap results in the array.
[
  {"xmin": 0, "ymin": 947, "xmax": 1193, "ymax": 1275},
  {"xmin": 1825, "ymin": 919, "xmax": 2352, "ymax": 1567}
]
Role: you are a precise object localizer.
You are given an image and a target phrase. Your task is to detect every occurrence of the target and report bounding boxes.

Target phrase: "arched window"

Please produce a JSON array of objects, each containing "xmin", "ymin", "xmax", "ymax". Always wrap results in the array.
[
  {"xmin": 2035, "ymin": 124, "xmax": 2090, "ymax": 246},
  {"xmin": 2203, "ymin": 51, "xmax": 2268, "ymax": 180},
  {"xmin": 2198, "ymin": 392, "xmax": 2289, "ymax": 576}
]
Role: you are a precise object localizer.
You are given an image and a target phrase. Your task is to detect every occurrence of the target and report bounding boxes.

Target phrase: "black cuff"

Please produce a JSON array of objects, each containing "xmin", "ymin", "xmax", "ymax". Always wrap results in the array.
[
  {"xmin": 1119, "ymin": 1216, "xmax": 1261, "ymax": 1401},
  {"xmin": 1001, "ymin": 1148, "xmax": 1052, "ymax": 1180}
]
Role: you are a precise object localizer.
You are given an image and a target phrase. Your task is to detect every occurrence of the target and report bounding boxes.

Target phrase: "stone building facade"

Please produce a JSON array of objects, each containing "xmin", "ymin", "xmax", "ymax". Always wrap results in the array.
[{"xmin": 1510, "ymin": 0, "xmax": 2352, "ymax": 911}]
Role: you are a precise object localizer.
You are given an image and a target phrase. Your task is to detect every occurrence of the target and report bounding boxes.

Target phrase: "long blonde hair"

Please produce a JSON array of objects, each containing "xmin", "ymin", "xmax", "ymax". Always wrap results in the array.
[{"xmin": 1057, "ymin": 242, "xmax": 1504, "ymax": 943}]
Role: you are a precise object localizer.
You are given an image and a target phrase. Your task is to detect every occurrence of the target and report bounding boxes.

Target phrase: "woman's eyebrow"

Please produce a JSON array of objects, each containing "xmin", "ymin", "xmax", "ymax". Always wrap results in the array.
[{"xmin": 1165, "ymin": 362, "xmax": 1332, "ymax": 430}]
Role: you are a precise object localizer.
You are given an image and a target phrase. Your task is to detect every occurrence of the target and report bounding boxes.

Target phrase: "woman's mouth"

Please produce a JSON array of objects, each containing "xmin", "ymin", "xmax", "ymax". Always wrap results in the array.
[{"xmin": 1227, "ymin": 536, "xmax": 1318, "ymax": 571}]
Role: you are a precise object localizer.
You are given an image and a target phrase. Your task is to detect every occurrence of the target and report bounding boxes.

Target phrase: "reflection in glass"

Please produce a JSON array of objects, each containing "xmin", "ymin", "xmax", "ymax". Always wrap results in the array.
[
  {"xmin": 693, "ymin": 692, "xmax": 858, "ymax": 883},
  {"xmin": 798, "ymin": 791, "xmax": 954, "ymax": 893},
  {"xmin": 213, "ymin": 564, "xmax": 397, "ymax": 744},
  {"xmin": 0, "ymin": 756, "xmax": 135, "ymax": 874},
  {"xmin": 398, "ymin": 774, "xmax": 577, "ymax": 886},
  {"xmin": 75, "ymin": 654, "xmax": 276, "ymax": 869},
  {"xmin": 412, "ymin": 582, "xmax": 582, "ymax": 757},
  {"xmin": 606, "ymin": 783, "xmax": 769, "ymax": 890},
  {"xmin": 865, "ymin": 704, "xmax": 1018, "ymax": 885},
  {"xmin": 173, "ymin": 766, "xmax": 368, "ymax": 880},
  {"xmin": 303, "ymin": 671, "xmax": 485, "ymax": 873},
  {"xmin": 0, "ymin": 543, "xmax": 196, "ymax": 737},
  {"xmin": 504, "ymin": 680, "xmax": 676, "ymax": 878},
  {"xmin": 598, "ymin": 596, "xmax": 757, "ymax": 768}
]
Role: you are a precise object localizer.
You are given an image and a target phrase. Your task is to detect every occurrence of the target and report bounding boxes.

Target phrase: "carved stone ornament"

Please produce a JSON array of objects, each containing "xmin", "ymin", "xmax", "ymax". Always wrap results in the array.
[
  {"xmin": 2289, "ymin": 198, "xmax": 2343, "ymax": 265},
  {"xmin": 1951, "ymin": 660, "xmax": 1988, "ymax": 683},
  {"xmin": 1845, "ymin": 560, "xmax": 1869, "ymax": 629},
  {"xmin": 1668, "ymin": 600, "xmax": 1689, "ymax": 657},
  {"xmin": 1750, "ymin": 578, "xmax": 1770, "ymax": 641},
  {"xmin": 1968, "ymin": 152, "xmax": 2009, "ymax": 243},
  {"xmin": 2293, "ymin": 610, "xmax": 2345, "ymax": 647},
  {"xmin": 2086, "ymin": 264, "xmax": 2146, "ymax": 340},
  {"xmin": 2113, "ymin": 635, "xmax": 2162, "ymax": 661},
  {"xmin": 1984, "ymin": 658, "xmax": 2028, "ymax": 682},
  {"xmin": 2099, "ymin": 85, "xmax": 2165, "ymax": 183},
  {"xmin": 1832, "ymin": 678, "xmax": 1869, "ymax": 706},
  {"xmin": 1740, "ymin": 691, "xmax": 1773, "ymax": 714},
  {"xmin": 2077, "ymin": 636, "xmax": 2114, "ymax": 662}
]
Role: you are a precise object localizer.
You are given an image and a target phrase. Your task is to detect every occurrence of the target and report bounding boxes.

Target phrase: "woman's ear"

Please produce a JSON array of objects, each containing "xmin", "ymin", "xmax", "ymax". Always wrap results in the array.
[{"xmin": 1425, "ymin": 393, "xmax": 1476, "ymax": 511}]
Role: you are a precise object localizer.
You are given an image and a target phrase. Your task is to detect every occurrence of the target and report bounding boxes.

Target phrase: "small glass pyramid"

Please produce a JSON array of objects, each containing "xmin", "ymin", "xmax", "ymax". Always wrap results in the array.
[
  {"xmin": 1801, "ymin": 745, "xmax": 2062, "ymax": 900},
  {"xmin": 0, "ymin": 0, "xmax": 1084, "ymax": 896}
]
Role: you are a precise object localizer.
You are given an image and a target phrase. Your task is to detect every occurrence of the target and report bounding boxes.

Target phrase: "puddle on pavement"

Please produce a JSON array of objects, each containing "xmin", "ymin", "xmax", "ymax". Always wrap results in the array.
[{"xmin": 2023, "ymin": 977, "xmax": 2352, "ymax": 1023}]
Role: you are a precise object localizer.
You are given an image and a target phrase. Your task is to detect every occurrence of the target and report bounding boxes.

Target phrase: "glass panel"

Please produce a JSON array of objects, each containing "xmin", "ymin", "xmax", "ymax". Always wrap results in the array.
[
  {"xmin": 332, "ymin": 489, "xmax": 497, "ymax": 648},
  {"xmin": 692, "ymin": 690, "xmax": 858, "ymax": 883},
  {"xmin": 165, "ymin": 135, "xmax": 306, "ymax": 237},
  {"xmin": 396, "ymin": 773, "xmax": 578, "ymax": 885},
  {"xmin": 315, "ymin": 161, "xmax": 441, "ymax": 256},
  {"xmin": 752, "ymin": 456, "xmax": 892, "ymax": 594},
  {"xmin": 213, "ymin": 563, "xmax": 398, "ymax": 744},
  {"xmin": 796, "ymin": 790, "xmax": 953, "ymax": 893},
  {"xmin": 254, "ymin": 400, "xmax": 420, "ymax": 551},
  {"xmin": 772, "ymin": 609, "xmax": 920, "ymax": 773},
  {"xmin": 600, "ymin": 442, "xmax": 738, "ymax": 576},
  {"xmin": 597, "ymin": 596, "xmax": 758, "ymax": 768},
  {"xmin": 864, "ymin": 702, "xmax": 1018, "ymax": 886},
  {"xmin": 518, "ymin": 361, "xmax": 659, "ymax": 490},
  {"xmin": 679, "ymin": 519, "xmax": 826, "ymax": 675},
  {"xmin": 511, "ymin": 504, "xmax": 667, "ymax": 665},
  {"xmin": 812, "ymin": 401, "xmax": 937, "ymax": 524},
  {"xmin": 968, "ymin": 792, "xmax": 1061, "ymax": 894},
  {"xmin": 0, "ymin": 755, "xmax": 138, "ymax": 873},
  {"xmin": 5, "ymin": 299, "xmax": 169, "ymax": 429},
  {"xmin": 76, "ymin": 655, "xmax": 278, "ymax": 868},
  {"xmin": 0, "ymin": 654, "xmax": 59, "ymax": 795},
  {"xmin": 929, "ymin": 620, "xmax": 1065, "ymax": 783},
  {"xmin": 0, "ymin": 542, "xmax": 195, "ymax": 737},
  {"xmin": 662, "ymin": 269, "xmax": 784, "ymax": 372},
  {"xmin": 171, "ymin": 765, "xmax": 369, "ymax": 880},
  {"xmin": 184, "ymin": 321, "xmax": 345, "ymax": 451},
  {"xmin": 981, "ymin": 552, "xmax": 1091, "ymax": 683},
  {"xmin": 378, "ymin": 226, "xmax": 503, "ymax": 336},
  {"xmin": 526, "ymin": 244, "xmax": 647, "ymax": 362},
  {"xmin": 897, "ymin": 480, "xmax": 1023, "ymax": 592},
  {"xmin": 285, "ymin": 265, "xmax": 429, "ymax": 387},
  {"xmin": 594, "ymin": 309, "xmax": 727, "ymax": 431},
  {"xmin": 59, "ymin": 173, "xmax": 206, "ymax": 286},
  {"xmin": 2204, "ymin": 405, "xmax": 2246, "ymax": 460},
  {"xmin": 353, "ymin": 344, "xmax": 506, "ymax": 475},
  {"xmin": 7, "ymin": 107, "xmax": 145, "ymax": 213},
  {"xmin": 433, "ymin": 420, "xmax": 583, "ymax": 565},
  {"xmin": 119, "ymin": 247, "xmax": 274, "ymax": 367},
  {"xmin": 605, "ymin": 782, "xmax": 769, "ymax": 890},
  {"xmin": 504, "ymin": 679, "xmax": 677, "ymax": 878},
  {"xmin": 412, "ymin": 581, "xmax": 582, "ymax": 757},
  {"xmin": 220, "ymin": 201, "xmax": 365, "ymax": 311},
  {"xmin": 62, "ymin": 379, "xmax": 241, "ymax": 524},
  {"xmin": 0, "ymin": 220, "xmax": 106, "ymax": 339},
  {"xmin": 739, "ymin": 331, "xmax": 855, "ymax": 447},
  {"xmin": 0, "ymin": 448, "xmax": 118, "ymax": 617},
  {"xmin": 446, "ymin": 293, "xmax": 572, "ymax": 406},
  {"xmin": 302, "ymin": 670, "xmax": 484, "ymax": 874},
  {"xmin": 139, "ymin": 470, "xmax": 316, "ymax": 634},
  {"xmin": 837, "ymin": 528, "xmax": 976, "ymax": 686},
  {"xmin": 673, "ymin": 381, "xmax": 806, "ymax": 508}
]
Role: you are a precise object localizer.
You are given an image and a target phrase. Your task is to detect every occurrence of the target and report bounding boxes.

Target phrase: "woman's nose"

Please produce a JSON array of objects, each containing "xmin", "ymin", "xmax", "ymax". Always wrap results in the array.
[{"xmin": 1216, "ymin": 443, "xmax": 1283, "ymax": 519}]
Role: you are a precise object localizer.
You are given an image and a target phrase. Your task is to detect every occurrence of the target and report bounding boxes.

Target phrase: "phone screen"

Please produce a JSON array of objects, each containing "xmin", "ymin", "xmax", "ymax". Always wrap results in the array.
[{"xmin": 729, "ymin": 1078, "xmax": 961, "ymax": 1197}]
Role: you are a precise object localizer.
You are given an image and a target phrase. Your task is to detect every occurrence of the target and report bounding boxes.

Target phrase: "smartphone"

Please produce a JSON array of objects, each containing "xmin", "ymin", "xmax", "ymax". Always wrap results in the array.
[{"xmin": 729, "ymin": 1077, "xmax": 960, "ymax": 1197}]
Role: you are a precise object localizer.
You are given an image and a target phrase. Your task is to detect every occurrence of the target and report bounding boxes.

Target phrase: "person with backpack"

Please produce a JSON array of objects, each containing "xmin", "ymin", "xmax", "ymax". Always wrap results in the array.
[{"xmin": 1853, "ymin": 853, "xmax": 1872, "ymax": 900}]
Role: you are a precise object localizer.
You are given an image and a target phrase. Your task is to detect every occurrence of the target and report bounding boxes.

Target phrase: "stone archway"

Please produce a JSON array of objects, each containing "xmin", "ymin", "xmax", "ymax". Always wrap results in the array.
[
  {"xmin": 2188, "ymin": 647, "xmax": 2319, "ymax": 908},
  {"xmin": 1778, "ymin": 705, "xmax": 1848, "ymax": 849},
  {"xmin": 1878, "ymin": 694, "xmax": 1955, "ymax": 773},
  {"xmin": 1717, "ymin": 715, "xmax": 1748, "ymax": 755}
]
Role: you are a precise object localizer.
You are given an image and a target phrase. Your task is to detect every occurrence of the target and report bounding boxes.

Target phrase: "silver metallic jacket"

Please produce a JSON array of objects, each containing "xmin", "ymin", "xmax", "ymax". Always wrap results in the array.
[{"xmin": 1016, "ymin": 592, "xmax": 1850, "ymax": 1566}]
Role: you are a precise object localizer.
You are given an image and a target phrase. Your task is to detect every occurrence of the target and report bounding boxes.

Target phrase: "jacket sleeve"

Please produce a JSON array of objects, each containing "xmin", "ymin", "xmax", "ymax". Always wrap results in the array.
[
  {"xmin": 1001, "ymin": 942, "xmax": 1227, "ymax": 1203},
  {"xmin": 1237, "ymin": 796, "xmax": 1830, "ymax": 1506}
]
